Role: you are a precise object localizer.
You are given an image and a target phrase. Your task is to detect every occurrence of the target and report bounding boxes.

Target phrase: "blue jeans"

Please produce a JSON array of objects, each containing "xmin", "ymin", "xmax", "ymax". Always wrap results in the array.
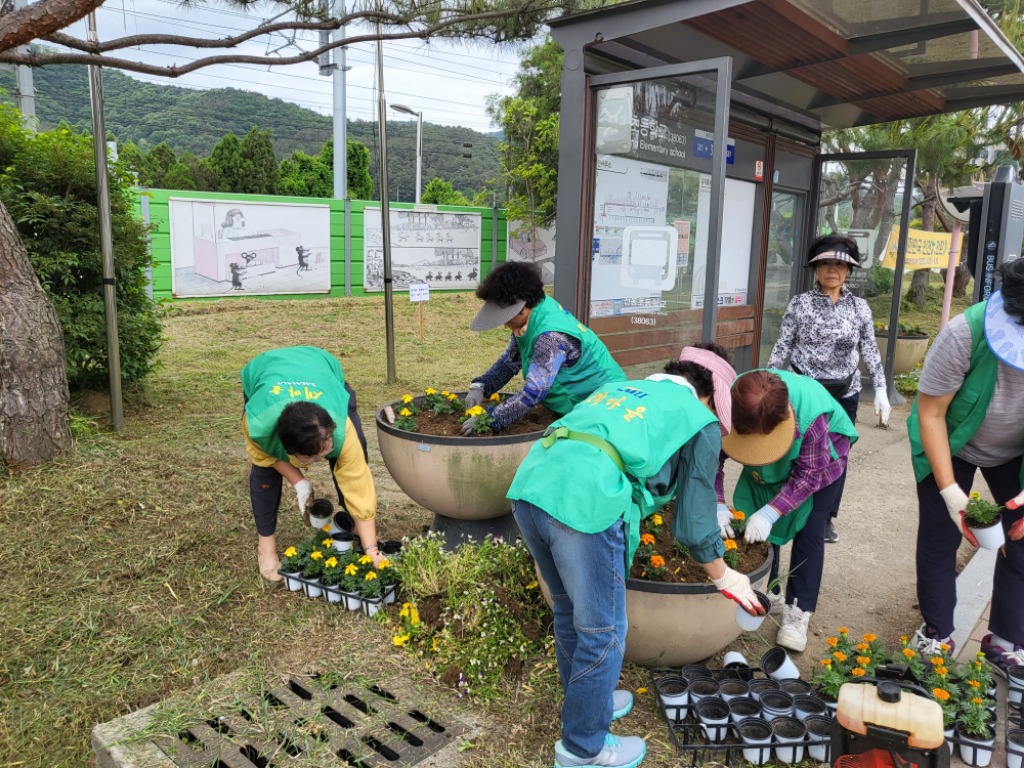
[{"xmin": 512, "ymin": 500, "xmax": 627, "ymax": 759}]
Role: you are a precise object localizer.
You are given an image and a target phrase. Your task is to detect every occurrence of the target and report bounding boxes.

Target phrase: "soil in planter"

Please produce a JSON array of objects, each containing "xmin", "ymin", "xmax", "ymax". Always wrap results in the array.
[
  {"xmin": 629, "ymin": 507, "xmax": 770, "ymax": 583},
  {"xmin": 411, "ymin": 404, "xmax": 558, "ymax": 437}
]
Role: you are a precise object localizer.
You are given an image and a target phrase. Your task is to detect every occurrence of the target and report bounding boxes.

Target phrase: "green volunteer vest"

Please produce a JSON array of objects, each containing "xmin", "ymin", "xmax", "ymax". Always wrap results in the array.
[
  {"xmin": 242, "ymin": 346, "xmax": 350, "ymax": 463},
  {"xmin": 514, "ymin": 296, "xmax": 625, "ymax": 415},
  {"xmin": 508, "ymin": 378, "xmax": 717, "ymax": 571},
  {"xmin": 907, "ymin": 302, "xmax": 1024, "ymax": 488},
  {"xmin": 732, "ymin": 370, "xmax": 859, "ymax": 546}
]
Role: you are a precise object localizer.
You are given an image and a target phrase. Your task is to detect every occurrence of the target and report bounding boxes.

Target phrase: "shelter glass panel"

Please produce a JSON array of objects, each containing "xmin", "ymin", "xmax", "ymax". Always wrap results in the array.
[
  {"xmin": 587, "ymin": 71, "xmax": 729, "ymax": 372},
  {"xmin": 760, "ymin": 190, "xmax": 805, "ymax": 365}
]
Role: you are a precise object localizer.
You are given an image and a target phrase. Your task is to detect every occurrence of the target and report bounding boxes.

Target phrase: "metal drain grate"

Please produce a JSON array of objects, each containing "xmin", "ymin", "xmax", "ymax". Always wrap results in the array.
[{"xmin": 152, "ymin": 676, "xmax": 467, "ymax": 767}]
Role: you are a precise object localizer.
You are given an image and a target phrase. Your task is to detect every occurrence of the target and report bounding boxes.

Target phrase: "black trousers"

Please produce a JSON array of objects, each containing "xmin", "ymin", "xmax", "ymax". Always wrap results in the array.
[
  {"xmin": 827, "ymin": 392, "xmax": 859, "ymax": 521},
  {"xmin": 249, "ymin": 382, "xmax": 368, "ymax": 536},
  {"xmin": 915, "ymin": 454, "xmax": 1024, "ymax": 644}
]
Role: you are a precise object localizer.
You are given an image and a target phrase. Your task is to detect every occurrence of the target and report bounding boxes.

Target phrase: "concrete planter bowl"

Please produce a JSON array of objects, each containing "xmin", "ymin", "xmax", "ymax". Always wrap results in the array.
[
  {"xmin": 375, "ymin": 394, "xmax": 541, "ymax": 522},
  {"xmin": 538, "ymin": 548, "xmax": 773, "ymax": 668},
  {"xmin": 873, "ymin": 333, "xmax": 930, "ymax": 376}
]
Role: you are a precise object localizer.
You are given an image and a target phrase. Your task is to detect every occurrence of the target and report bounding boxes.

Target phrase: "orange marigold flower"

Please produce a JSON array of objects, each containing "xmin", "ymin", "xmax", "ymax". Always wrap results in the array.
[
  {"xmin": 857, "ymin": 656, "xmax": 871, "ymax": 667},
  {"xmin": 939, "ymin": 643, "xmax": 951, "ymax": 652},
  {"xmin": 933, "ymin": 688, "xmax": 951, "ymax": 702},
  {"xmin": 855, "ymin": 643, "xmax": 869, "ymax": 652},
  {"xmin": 732, "ymin": 509, "xmax": 746, "ymax": 520},
  {"xmin": 839, "ymin": 627, "xmax": 849, "ymax": 635},
  {"xmin": 900, "ymin": 635, "xmax": 909, "ymax": 644},
  {"xmin": 833, "ymin": 652, "xmax": 848, "ymax": 662},
  {"xmin": 902, "ymin": 648, "xmax": 917, "ymax": 658},
  {"xmin": 862, "ymin": 633, "xmax": 877, "ymax": 643},
  {"xmin": 724, "ymin": 539, "xmax": 738, "ymax": 551},
  {"xmin": 967, "ymin": 679, "xmax": 981, "ymax": 688},
  {"xmin": 820, "ymin": 659, "xmax": 832, "ymax": 667},
  {"xmin": 936, "ymin": 667, "xmax": 949, "ymax": 676},
  {"xmin": 650, "ymin": 555, "xmax": 665, "ymax": 568},
  {"xmin": 826, "ymin": 637, "xmax": 839, "ymax": 647},
  {"xmin": 640, "ymin": 533, "xmax": 655, "ymax": 546},
  {"xmin": 972, "ymin": 697, "xmax": 985, "ymax": 706},
  {"xmin": 930, "ymin": 657, "xmax": 944, "ymax": 666},
  {"xmin": 851, "ymin": 668, "xmax": 866, "ymax": 677}
]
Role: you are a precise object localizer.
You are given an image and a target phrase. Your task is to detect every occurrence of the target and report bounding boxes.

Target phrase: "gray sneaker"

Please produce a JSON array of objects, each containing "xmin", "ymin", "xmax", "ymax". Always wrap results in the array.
[
  {"xmin": 612, "ymin": 690, "xmax": 633, "ymax": 720},
  {"xmin": 825, "ymin": 521, "xmax": 839, "ymax": 543},
  {"xmin": 554, "ymin": 734, "xmax": 647, "ymax": 768}
]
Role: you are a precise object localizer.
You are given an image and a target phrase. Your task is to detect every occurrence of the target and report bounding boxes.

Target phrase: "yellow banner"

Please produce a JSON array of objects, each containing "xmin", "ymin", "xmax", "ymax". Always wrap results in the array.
[{"xmin": 881, "ymin": 226, "xmax": 963, "ymax": 270}]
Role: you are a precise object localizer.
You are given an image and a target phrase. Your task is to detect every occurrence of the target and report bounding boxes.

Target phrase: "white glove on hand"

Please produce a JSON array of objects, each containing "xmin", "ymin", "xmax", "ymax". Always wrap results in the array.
[
  {"xmin": 716, "ymin": 503, "xmax": 735, "ymax": 539},
  {"xmin": 294, "ymin": 478, "xmax": 313, "ymax": 518},
  {"xmin": 464, "ymin": 383, "xmax": 486, "ymax": 409},
  {"xmin": 873, "ymin": 389, "xmax": 891, "ymax": 427},
  {"xmin": 712, "ymin": 567, "xmax": 764, "ymax": 615},
  {"xmin": 939, "ymin": 483, "xmax": 978, "ymax": 546},
  {"xmin": 744, "ymin": 505, "xmax": 780, "ymax": 544}
]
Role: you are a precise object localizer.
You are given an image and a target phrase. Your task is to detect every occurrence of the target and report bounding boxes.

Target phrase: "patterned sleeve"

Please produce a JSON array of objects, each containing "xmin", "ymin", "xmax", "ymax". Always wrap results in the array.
[
  {"xmin": 856, "ymin": 298, "xmax": 887, "ymax": 392},
  {"xmin": 767, "ymin": 296, "xmax": 801, "ymax": 370},
  {"xmin": 472, "ymin": 337, "xmax": 521, "ymax": 397},
  {"xmin": 487, "ymin": 332, "xmax": 576, "ymax": 431},
  {"xmin": 769, "ymin": 415, "xmax": 848, "ymax": 515}
]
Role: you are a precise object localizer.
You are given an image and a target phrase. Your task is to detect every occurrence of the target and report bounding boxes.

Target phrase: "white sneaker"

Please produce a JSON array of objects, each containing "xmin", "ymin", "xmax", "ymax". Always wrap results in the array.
[
  {"xmin": 766, "ymin": 590, "xmax": 784, "ymax": 616},
  {"xmin": 776, "ymin": 602, "xmax": 812, "ymax": 653},
  {"xmin": 909, "ymin": 627, "xmax": 954, "ymax": 657},
  {"xmin": 554, "ymin": 734, "xmax": 647, "ymax": 768}
]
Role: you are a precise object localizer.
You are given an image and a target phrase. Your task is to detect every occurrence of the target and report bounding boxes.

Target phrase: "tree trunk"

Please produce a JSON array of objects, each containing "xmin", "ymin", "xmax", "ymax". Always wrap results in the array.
[
  {"xmin": 0, "ymin": 200, "xmax": 71, "ymax": 469},
  {"xmin": 905, "ymin": 177, "xmax": 937, "ymax": 309},
  {"xmin": 953, "ymin": 262, "xmax": 971, "ymax": 297}
]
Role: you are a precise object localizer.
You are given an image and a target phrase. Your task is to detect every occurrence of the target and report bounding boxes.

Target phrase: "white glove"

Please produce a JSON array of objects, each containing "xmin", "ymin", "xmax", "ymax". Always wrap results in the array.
[
  {"xmin": 294, "ymin": 478, "xmax": 313, "ymax": 518},
  {"xmin": 464, "ymin": 383, "xmax": 485, "ymax": 409},
  {"xmin": 873, "ymin": 388, "xmax": 891, "ymax": 427},
  {"xmin": 939, "ymin": 483, "xmax": 978, "ymax": 546},
  {"xmin": 716, "ymin": 503, "xmax": 735, "ymax": 539},
  {"xmin": 712, "ymin": 567, "xmax": 764, "ymax": 615},
  {"xmin": 744, "ymin": 504, "xmax": 780, "ymax": 544}
]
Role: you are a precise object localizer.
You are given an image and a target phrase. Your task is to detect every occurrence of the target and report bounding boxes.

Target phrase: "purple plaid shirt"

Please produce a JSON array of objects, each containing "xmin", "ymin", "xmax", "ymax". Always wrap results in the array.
[{"xmin": 716, "ymin": 414, "xmax": 851, "ymax": 515}]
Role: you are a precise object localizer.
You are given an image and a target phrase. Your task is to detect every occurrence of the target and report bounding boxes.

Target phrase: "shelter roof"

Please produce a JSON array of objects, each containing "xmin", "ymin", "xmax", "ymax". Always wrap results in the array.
[{"xmin": 549, "ymin": 0, "xmax": 1024, "ymax": 128}]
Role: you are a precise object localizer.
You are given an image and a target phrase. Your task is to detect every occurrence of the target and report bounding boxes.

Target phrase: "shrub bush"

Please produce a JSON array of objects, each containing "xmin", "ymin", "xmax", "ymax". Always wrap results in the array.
[{"xmin": 0, "ymin": 106, "xmax": 162, "ymax": 390}]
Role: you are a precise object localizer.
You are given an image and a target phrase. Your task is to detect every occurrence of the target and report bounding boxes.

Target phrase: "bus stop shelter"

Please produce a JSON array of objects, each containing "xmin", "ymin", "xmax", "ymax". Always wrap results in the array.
[{"xmin": 548, "ymin": 0, "xmax": 1024, "ymax": 379}]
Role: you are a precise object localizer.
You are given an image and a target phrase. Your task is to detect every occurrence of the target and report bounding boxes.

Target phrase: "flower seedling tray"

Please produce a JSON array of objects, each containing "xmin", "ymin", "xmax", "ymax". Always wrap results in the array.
[
  {"xmin": 650, "ymin": 669, "xmax": 831, "ymax": 768},
  {"xmin": 277, "ymin": 570, "xmax": 398, "ymax": 610}
]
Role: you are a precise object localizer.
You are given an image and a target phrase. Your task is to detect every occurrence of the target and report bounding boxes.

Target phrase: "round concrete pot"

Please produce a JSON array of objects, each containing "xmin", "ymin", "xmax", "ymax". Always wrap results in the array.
[
  {"xmin": 873, "ymin": 333, "xmax": 930, "ymax": 376},
  {"xmin": 375, "ymin": 394, "xmax": 542, "ymax": 521},
  {"xmin": 623, "ymin": 547, "xmax": 773, "ymax": 667},
  {"xmin": 537, "ymin": 547, "xmax": 773, "ymax": 668}
]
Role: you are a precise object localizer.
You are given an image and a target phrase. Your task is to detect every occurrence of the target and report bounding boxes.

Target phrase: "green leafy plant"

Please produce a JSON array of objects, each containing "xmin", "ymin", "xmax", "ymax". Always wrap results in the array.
[
  {"xmin": 459, "ymin": 405, "xmax": 493, "ymax": 434},
  {"xmin": 723, "ymin": 538, "xmax": 740, "ymax": 569},
  {"xmin": 957, "ymin": 694, "xmax": 994, "ymax": 739},
  {"xmin": 964, "ymin": 492, "xmax": 1002, "ymax": 527},
  {"xmin": 422, "ymin": 388, "xmax": 464, "ymax": 415},
  {"xmin": 357, "ymin": 555, "xmax": 383, "ymax": 599},
  {"xmin": 301, "ymin": 544, "xmax": 328, "ymax": 580},
  {"xmin": 280, "ymin": 545, "xmax": 303, "ymax": 573},
  {"xmin": 811, "ymin": 628, "xmax": 886, "ymax": 700},
  {"xmin": 391, "ymin": 533, "xmax": 554, "ymax": 700},
  {"xmin": 319, "ymin": 554, "xmax": 344, "ymax": 587},
  {"xmin": 729, "ymin": 507, "xmax": 748, "ymax": 537}
]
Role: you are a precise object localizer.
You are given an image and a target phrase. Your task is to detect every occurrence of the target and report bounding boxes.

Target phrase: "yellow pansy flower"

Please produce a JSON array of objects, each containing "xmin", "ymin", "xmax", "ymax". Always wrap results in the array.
[
  {"xmin": 310, "ymin": 550, "xmax": 323, "ymax": 560},
  {"xmin": 425, "ymin": 388, "xmax": 437, "ymax": 395},
  {"xmin": 652, "ymin": 514, "xmax": 663, "ymax": 526},
  {"xmin": 364, "ymin": 571, "xmax": 378, "ymax": 581},
  {"xmin": 324, "ymin": 557, "xmax": 338, "ymax": 569},
  {"xmin": 399, "ymin": 408, "xmax": 412, "ymax": 417},
  {"xmin": 344, "ymin": 563, "xmax": 358, "ymax": 575},
  {"xmin": 359, "ymin": 555, "xmax": 372, "ymax": 565},
  {"xmin": 283, "ymin": 546, "xmax": 298, "ymax": 558},
  {"xmin": 402, "ymin": 394, "xmax": 414, "ymax": 404},
  {"xmin": 378, "ymin": 559, "xmax": 391, "ymax": 569},
  {"xmin": 322, "ymin": 538, "xmax": 333, "ymax": 547}
]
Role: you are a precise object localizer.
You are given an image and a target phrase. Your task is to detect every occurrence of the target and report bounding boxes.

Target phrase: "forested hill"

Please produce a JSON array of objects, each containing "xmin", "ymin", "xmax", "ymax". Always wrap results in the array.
[{"xmin": 0, "ymin": 61, "xmax": 502, "ymax": 196}]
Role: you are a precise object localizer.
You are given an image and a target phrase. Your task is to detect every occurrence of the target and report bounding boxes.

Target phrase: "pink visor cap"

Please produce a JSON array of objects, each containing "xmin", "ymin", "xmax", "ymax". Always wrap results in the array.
[{"xmin": 678, "ymin": 346, "xmax": 738, "ymax": 434}]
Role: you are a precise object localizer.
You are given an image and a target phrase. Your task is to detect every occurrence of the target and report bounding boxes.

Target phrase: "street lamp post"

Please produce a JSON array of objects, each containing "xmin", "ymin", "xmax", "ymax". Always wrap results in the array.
[{"xmin": 391, "ymin": 103, "xmax": 422, "ymax": 204}]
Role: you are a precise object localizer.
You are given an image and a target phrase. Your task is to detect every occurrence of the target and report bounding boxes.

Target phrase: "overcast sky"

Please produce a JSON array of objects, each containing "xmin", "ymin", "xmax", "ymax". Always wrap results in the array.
[{"xmin": 64, "ymin": 0, "xmax": 530, "ymax": 133}]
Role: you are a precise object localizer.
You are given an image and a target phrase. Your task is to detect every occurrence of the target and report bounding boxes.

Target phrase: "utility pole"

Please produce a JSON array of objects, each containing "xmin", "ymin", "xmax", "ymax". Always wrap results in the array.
[
  {"xmin": 87, "ymin": 12, "xmax": 123, "ymax": 431},
  {"xmin": 319, "ymin": 1, "xmax": 352, "ymax": 292},
  {"xmin": 13, "ymin": 0, "xmax": 36, "ymax": 128},
  {"xmin": 376, "ymin": 33, "xmax": 397, "ymax": 383}
]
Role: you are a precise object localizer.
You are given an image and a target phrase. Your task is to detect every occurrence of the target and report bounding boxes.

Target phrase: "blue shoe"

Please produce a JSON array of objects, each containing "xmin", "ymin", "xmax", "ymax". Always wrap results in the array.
[
  {"xmin": 554, "ymin": 734, "xmax": 646, "ymax": 768},
  {"xmin": 612, "ymin": 690, "xmax": 633, "ymax": 721}
]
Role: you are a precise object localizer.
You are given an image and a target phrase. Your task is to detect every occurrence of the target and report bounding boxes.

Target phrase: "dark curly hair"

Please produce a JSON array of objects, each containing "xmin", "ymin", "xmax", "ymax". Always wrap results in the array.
[
  {"xmin": 806, "ymin": 233, "xmax": 861, "ymax": 267},
  {"xmin": 662, "ymin": 342, "xmax": 730, "ymax": 399},
  {"xmin": 1000, "ymin": 257, "xmax": 1024, "ymax": 323},
  {"xmin": 277, "ymin": 401, "xmax": 335, "ymax": 456},
  {"xmin": 475, "ymin": 261, "xmax": 546, "ymax": 308}
]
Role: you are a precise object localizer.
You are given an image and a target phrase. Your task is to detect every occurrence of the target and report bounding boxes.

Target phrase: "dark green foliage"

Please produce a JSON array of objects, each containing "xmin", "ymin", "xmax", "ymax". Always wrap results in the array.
[
  {"xmin": 421, "ymin": 177, "xmax": 469, "ymax": 205},
  {"xmin": 278, "ymin": 139, "xmax": 374, "ymax": 199},
  {"xmin": 238, "ymin": 127, "xmax": 279, "ymax": 194},
  {"xmin": 207, "ymin": 133, "xmax": 245, "ymax": 193},
  {"xmin": 0, "ymin": 104, "xmax": 162, "ymax": 390},
  {"xmin": 0, "ymin": 60, "xmax": 498, "ymax": 200}
]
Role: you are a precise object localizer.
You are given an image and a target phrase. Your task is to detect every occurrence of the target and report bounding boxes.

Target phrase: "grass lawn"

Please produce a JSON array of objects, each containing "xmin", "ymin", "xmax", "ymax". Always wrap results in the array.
[{"xmin": 0, "ymin": 283, "xmax": 966, "ymax": 767}]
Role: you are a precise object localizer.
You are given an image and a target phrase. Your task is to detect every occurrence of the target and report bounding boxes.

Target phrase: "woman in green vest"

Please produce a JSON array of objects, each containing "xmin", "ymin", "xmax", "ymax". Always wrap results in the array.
[
  {"xmin": 242, "ymin": 346, "xmax": 387, "ymax": 582},
  {"xmin": 507, "ymin": 344, "xmax": 762, "ymax": 768},
  {"xmin": 906, "ymin": 257, "xmax": 1024, "ymax": 671},
  {"xmin": 461, "ymin": 261, "xmax": 624, "ymax": 435},
  {"xmin": 722, "ymin": 369, "xmax": 858, "ymax": 653}
]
